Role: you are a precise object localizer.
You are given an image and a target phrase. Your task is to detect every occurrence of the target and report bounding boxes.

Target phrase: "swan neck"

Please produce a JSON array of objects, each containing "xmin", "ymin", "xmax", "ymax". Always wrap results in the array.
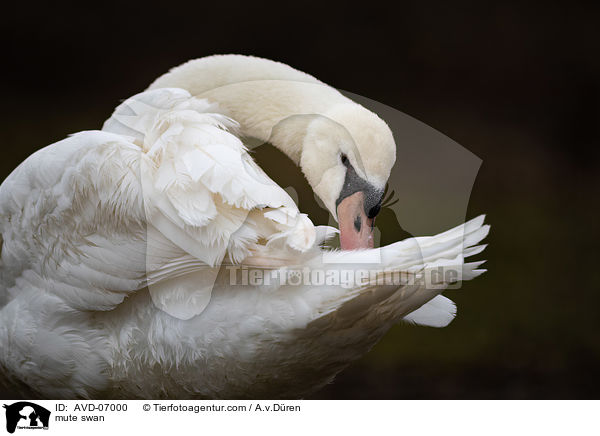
[
  {"xmin": 147, "ymin": 56, "xmax": 352, "ymax": 163},
  {"xmin": 197, "ymin": 81, "xmax": 350, "ymax": 164}
]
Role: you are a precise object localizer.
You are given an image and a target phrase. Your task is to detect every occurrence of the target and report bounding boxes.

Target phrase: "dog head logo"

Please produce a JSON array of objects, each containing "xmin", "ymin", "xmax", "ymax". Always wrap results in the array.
[{"xmin": 2, "ymin": 402, "xmax": 50, "ymax": 433}]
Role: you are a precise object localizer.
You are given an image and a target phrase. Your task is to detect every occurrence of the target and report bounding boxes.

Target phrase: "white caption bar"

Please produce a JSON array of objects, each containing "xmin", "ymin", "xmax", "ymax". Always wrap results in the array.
[{"xmin": 1, "ymin": 400, "xmax": 597, "ymax": 435}]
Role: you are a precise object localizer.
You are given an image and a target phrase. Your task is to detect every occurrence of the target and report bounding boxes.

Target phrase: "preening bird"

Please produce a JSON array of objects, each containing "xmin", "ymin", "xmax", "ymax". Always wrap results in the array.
[{"xmin": 0, "ymin": 55, "xmax": 488, "ymax": 399}]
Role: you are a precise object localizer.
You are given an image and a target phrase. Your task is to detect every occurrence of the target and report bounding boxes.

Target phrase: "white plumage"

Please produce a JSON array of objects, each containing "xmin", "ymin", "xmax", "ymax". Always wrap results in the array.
[{"xmin": 0, "ymin": 55, "xmax": 488, "ymax": 399}]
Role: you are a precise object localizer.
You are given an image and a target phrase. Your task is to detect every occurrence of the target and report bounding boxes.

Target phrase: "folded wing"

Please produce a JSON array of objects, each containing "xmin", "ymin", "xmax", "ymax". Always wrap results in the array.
[{"xmin": 0, "ymin": 88, "xmax": 320, "ymax": 320}]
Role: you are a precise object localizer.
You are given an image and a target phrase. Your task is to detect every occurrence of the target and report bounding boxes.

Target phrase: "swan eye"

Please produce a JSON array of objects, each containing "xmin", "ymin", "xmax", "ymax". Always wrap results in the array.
[{"xmin": 340, "ymin": 153, "xmax": 349, "ymax": 166}]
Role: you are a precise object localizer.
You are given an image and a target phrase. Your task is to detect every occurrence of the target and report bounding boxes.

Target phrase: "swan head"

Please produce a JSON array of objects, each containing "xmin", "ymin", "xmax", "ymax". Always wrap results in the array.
[{"xmin": 299, "ymin": 103, "xmax": 396, "ymax": 249}]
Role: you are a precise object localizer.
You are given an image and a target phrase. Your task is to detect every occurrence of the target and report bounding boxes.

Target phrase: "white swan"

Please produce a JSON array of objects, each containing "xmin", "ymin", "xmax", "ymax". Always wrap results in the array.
[{"xmin": 0, "ymin": 55, "xmax": 488, "ymax": 399}]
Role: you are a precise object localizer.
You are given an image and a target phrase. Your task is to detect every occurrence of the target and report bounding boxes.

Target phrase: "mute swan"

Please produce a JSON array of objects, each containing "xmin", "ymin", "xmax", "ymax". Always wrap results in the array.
[{"xmin": 0, "ymin": 55, "xmax": 488, "ymax": 399}]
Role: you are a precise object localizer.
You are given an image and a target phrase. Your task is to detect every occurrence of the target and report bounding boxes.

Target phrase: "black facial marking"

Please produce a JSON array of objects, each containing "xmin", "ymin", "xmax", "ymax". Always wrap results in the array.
[
  {"xmin": 336, "ymin": 163, "xmax": 384, "ymax": 219},
  {"xmin": 340, "ymin": 153, "xmax": 349, "ymax": 166},
  {"xmin": 367, "ymin": 202, "xmax": 381, "ymax": 219},
  {"xmin": 354, "ymin": 215, "xmax": 362, "ymax": 232}
]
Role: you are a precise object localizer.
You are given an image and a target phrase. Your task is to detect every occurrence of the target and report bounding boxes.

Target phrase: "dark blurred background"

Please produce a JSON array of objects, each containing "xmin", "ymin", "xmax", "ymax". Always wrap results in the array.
[{"xmin": 1, "ymin": 1, "xmax": 598, "ymax": 398}]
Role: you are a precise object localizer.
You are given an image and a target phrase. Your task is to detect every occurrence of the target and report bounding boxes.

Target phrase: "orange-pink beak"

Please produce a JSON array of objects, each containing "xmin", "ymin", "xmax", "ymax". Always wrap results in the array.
[{"xmin": 337, "ymin": 191, "xmax": 375, "ymax": 250}]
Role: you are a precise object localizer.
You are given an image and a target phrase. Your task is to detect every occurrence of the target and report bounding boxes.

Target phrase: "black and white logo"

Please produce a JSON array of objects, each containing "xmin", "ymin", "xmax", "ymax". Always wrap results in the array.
[{"xmin": 3, "ymin": 402, "xmax": 50, "ymax": 434}]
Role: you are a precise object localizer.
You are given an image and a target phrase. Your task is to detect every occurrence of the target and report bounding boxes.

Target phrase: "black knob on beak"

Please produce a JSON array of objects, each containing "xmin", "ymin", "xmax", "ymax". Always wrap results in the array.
[{"xmin": 367, "ymin": 202, "xmax": 381, "ymax": 219}]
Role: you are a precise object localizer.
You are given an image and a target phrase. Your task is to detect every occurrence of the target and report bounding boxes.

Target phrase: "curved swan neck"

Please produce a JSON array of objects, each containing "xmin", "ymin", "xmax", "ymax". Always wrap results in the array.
[
  {"xmin": 201, "ymin": 81, "xmax": 351, "ymax": 162},
  {"xmin": 147, "ymin": 55, "xmax": 352, "ymax": 163}
]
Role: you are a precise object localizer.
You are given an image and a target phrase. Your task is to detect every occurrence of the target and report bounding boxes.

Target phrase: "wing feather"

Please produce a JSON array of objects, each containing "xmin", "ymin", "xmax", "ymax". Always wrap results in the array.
[{"xmin": 1, "ymin": 88, "xmax": 316, "ymax": 320}]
